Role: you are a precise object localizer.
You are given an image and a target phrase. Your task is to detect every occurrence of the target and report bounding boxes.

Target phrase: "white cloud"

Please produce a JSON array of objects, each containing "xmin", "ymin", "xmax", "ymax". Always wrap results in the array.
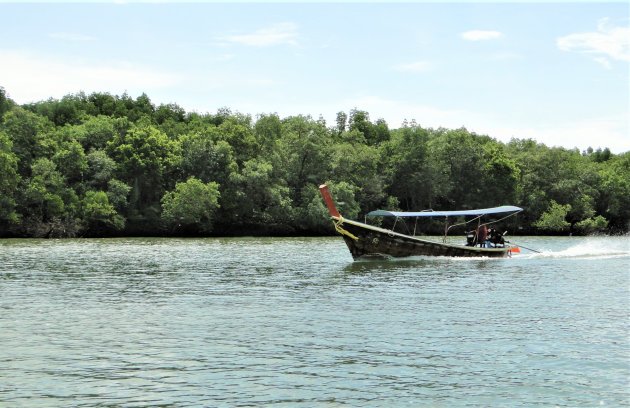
[
  {"xmin": 0, "ymin": 50, "xmax": 181, "ymax": 103},
  {"xmin": 461, "ymin": 30, "xmax": 503, "ymax": 41},
  {"xmin": 213, "ymin": 53, "xmax": 236, "ymax": 62},
  {"xmin": 337, "ymin": 95, "xmax": 470, "ymax": 129},
  {"xmin": 336, "ymin": 96, "xmax": 628, "ymax": 153},
  {"xmin": 557, "ymin": 18, "xmax": 630, "ymax": 66},
  {"xmin": 393, "ymin": 61, "xmax": 432, "ymax": 73},
  {"xmin": 220, "ymin": 22, "xmax": 299, "ymax": 47},
  {"xmin": 48, "ymin": 32, "xmax": 95, "ymax": 42},
  {"xmin": 489, "ymin": 52, "xmax": 524, "ymax": 61},
  {"xmin": 477, "ymin": 116, "xmax": 629, "ymax": 154},
  {"xmin": 593, "ymin": 57, "xmax": 612, "ymax": 69}
]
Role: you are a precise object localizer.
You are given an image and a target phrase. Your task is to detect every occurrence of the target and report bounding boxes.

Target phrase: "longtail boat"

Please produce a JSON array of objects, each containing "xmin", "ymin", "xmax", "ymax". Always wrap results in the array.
[{"xmin": 319, "ymin": 184, "xmax": 522, "ymax": 260}]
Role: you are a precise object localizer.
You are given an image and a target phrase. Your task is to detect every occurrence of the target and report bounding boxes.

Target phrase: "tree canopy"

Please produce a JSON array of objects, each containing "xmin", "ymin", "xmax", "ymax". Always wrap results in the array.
[{"xmin": 0, "ymin": 87, "xmax": 627, "ymax": 237}]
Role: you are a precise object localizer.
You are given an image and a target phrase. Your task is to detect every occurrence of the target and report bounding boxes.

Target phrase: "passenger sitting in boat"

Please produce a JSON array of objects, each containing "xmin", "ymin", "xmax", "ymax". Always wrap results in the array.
[
  {"xmin": 489, "ymin": 228, "xmax": 505, "ymax": 247},
  {"xmin": 486, "ymin": 228, "xmax": 496, "ymax": 247},
  {"xmin": 477, "ymin": 225, "xmax": 488, "ymax": 247},
  {"xmin": 465, "ymin": 230, "xmax": 476, "ymax": 246}
]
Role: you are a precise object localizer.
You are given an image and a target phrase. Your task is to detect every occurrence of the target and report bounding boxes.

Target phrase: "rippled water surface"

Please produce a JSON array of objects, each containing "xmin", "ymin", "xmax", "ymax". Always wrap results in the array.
[{"xmin": 1, "ymin": 236, "xmax": 629, "ymax": 407}]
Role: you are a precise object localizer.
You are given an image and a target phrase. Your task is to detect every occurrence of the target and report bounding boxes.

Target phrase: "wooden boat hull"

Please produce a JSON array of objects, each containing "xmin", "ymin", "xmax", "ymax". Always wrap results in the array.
[{"xmin": 333, "ymin": 217, "xmax": 511, "ymax": 259}]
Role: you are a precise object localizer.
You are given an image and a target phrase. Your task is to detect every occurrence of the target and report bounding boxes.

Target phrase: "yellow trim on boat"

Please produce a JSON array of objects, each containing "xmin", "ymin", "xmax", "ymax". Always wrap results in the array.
[{"xmin": 334, "ymin": 217, "xmax": 359, "ymax": 241}]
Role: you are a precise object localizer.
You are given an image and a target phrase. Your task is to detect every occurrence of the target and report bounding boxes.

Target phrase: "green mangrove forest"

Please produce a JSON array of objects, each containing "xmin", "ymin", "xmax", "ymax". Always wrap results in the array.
[{"xmin": 0, "ymin": 87, "xmax": 628, "ymax": 238}]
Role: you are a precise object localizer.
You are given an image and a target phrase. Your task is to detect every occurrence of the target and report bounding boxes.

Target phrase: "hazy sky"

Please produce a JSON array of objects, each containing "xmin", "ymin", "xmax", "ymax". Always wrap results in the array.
[{"xmin": 0, "ymin": 1, "xmax": 628, "ymax": 152}]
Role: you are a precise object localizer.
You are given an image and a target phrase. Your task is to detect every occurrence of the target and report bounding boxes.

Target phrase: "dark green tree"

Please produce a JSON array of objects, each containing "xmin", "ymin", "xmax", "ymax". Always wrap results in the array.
[
  {"xmin": 348, "ymin": 109, "xmax": 390, "ymax": 145},
  {"xmin": 180, "ymin": 131, "xmax": 237, "ymax": 186},
  {"xmin": 279, "ymin": 115, "xmax": 332, "ymax": 205},
  {"xmin": 426, "ymin": 128, "xmax": 488, "ymax": 209},
  {"xmin": 161, "ymin": 177, "xmax": 220, "ymax": 233},
  {"xmin": 225, "ymin": 158, "xmax": 294, "ymax": 228},
  {"xmin": 0, "ymin": 131, "xmax": 20, "ymax": 224},
  {"xmin": 19, "ymin": 158, "xmax": 80, "ymax": 237},
  {"xmin": 383, "ymin": 125, "xmax": 447, "ymax": 211},
  {"xmin": 86, "ymin": 149, "xmax": 117, "ymax": 189},
  {"xmin": 0, "ymin": 87, "xmax": 14, "ymax": 118},
  {"xmin": 1, "ymin": 107, "xmax": 54, "ymax": 176},
  {"xmin": 82, "ymin": 190, "xmax": 125, "ymax": 233},
  {"xmin": 534, "ymin": 200, "xmax": 571, "ymax": 232},
  {"xmin": 106, "ymin": 123, "xmax": 181, "ymax": 220},
  {"xmin": 596, "ymin": 152, "xmax": 630, "ymax": 231}
]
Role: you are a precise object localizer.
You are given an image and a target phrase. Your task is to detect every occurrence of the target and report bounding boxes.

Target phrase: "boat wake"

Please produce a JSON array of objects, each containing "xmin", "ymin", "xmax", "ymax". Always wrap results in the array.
[{"xmin": 520, "ymin": 239, "xmax": 630, "ymax": 260}]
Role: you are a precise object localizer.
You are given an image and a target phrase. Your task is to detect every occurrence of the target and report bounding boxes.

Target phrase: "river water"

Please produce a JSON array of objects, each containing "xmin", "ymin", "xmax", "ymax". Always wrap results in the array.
[{"xmin": 1, "ymin": 236, "xmax": 628, "ymax": 407}]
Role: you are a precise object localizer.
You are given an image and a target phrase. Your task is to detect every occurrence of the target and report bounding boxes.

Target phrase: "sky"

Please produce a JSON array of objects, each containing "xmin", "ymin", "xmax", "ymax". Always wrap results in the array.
[{"xmin": 0, "ymin": 1, "xmax": 628, "ymax": 153}]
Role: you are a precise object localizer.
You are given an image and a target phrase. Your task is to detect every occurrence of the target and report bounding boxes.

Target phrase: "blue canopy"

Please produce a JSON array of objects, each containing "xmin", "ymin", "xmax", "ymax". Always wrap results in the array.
[{"xmin": 367, "ymin": 205, "xmax": 523, "ymax": 218}]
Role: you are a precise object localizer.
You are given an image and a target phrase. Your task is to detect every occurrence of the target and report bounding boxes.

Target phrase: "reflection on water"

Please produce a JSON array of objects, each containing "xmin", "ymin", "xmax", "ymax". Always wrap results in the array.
[{"xmin": 0, "ymin": 236, "xmax": 628, "ymax": 407}]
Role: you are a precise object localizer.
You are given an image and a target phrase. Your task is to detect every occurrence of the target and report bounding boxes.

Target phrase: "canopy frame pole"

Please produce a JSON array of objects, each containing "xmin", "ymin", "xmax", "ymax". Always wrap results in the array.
[
  {"xmin": 446, "ymin": 214, "xmax": 483, "ymax": 236},
  {"xmin": 444, "ymin": 210, "xmax": 521, "ymax": 236},
  {"xmin": 443, "ymin": 217, "xmax": 449, "ymax": 243},
  {"xmin": 482, "ymin": 211, "xmax": 521, "ymax": 227}
]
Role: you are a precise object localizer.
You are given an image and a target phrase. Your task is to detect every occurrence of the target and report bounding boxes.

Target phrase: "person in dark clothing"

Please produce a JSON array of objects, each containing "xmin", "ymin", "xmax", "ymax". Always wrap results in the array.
[
  {"xmin": 489, "ymin": 228, "xmax": 505, "ymax": 247},
  {"xmin": 466, "ymin": 230, "xmax": 476, "ymax": 246}
]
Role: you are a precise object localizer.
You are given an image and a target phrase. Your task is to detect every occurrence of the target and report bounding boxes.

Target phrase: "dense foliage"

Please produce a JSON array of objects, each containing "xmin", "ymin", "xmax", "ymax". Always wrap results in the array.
[{"xmin": 0, "ymin": 87, "xmax": 628, "ymax": 237}]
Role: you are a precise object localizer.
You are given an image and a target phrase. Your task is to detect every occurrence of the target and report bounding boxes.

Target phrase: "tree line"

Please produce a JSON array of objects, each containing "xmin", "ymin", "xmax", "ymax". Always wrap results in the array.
[{"xmin": 0, "ymin": 87, "xmax": 628, "ymax": 238}]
